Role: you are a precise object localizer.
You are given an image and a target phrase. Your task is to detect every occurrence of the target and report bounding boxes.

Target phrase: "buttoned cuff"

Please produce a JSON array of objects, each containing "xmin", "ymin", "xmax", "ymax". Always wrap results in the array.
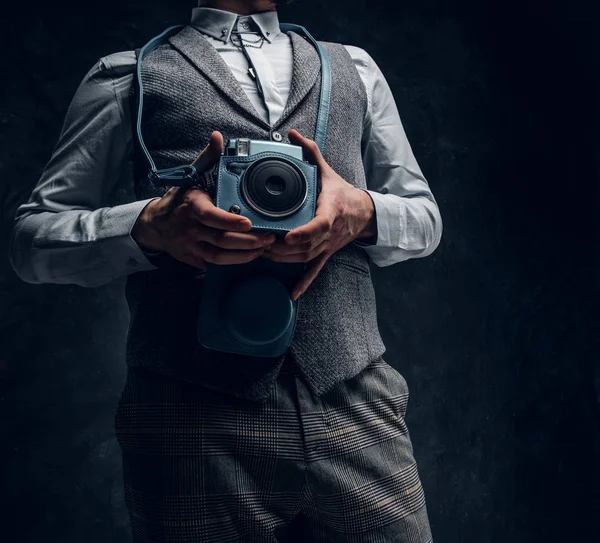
[
  {"xmin": 98, "ymin": 198, "xmax": 160, "ymax": 275},
  {"xmin": 351, "ymin": 189, "xmax": 378, "ymax": 247},
  {"xmin": 353, "ymin": 189, "xmax": 396, "ymax": 248}
]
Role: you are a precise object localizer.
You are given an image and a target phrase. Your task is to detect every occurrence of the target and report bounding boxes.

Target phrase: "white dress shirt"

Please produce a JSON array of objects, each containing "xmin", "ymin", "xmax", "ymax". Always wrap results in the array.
[{"xmin": 9, "ymin": 6, "xmax": 442, "ymax": 287}]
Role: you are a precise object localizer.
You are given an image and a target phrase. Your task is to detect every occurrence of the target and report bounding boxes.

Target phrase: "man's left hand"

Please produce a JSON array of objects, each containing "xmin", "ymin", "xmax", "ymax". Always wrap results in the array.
[{"xmin": 263, "ymin": 128, "xmax": 376, "ymax": 301}]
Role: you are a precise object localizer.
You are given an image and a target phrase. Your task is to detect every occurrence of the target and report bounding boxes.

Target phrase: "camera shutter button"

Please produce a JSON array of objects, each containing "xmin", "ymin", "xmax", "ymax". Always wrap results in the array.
[{"xmin": 271, "ymin": 131, "xmax": 283, "ymax": 142}]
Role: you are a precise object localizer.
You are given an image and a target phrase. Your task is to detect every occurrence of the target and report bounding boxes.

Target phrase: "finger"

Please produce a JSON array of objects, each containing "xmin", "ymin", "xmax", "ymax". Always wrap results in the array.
[
  {"xmin": 287, "ymin": 129, "xmax": 329, "ymax": 172},
  {"xmin": 172, "ymin": 248, "xmax": 207, "ymax": 271},
  {"xmin": 264, "ymin": 240, "xmax": 328, "ymax": 264},
  {"xmin": 285, "ymin": 214, "xmax": 333, "ymax": 245},
  {"xmin": 191, "ymin": 131, "xmax": 224, "ymax": 173},
  {"xmin": 264, "ymin": 239, "xmax": 312, "ymax": 256},
  {"xmin": 291, "ymin": 253, "xmax": 330, "ymax": 301},
  {"xmin": 197, "ymin": 228, "xmax": 276, "ymax": 250},
  {"xmin": 200, "ymin": 242, "xmax": 266, "ymax": 266},
  {"xmin": 188, "ymin": 190, "xmax": 253, "ymax": 232}
]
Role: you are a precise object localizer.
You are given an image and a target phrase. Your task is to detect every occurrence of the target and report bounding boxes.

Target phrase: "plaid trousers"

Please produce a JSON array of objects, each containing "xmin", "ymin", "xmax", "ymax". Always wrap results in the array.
[{"xmin": 114, "ymin": 354, "xmax": 433, "ymax": 543}]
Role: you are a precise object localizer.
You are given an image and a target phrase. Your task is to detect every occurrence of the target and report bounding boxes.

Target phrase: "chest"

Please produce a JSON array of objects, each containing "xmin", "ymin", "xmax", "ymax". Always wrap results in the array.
[{"xmin": 133, "ymin": 28, "xmax": 368, "ymax": 197}]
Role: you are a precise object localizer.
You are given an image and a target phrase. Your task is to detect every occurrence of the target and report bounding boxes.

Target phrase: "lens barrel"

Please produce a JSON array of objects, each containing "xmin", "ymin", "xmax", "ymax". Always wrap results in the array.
[{"xmin": 240, "ymin": 157, "xmax": 307, "ymax": 218}]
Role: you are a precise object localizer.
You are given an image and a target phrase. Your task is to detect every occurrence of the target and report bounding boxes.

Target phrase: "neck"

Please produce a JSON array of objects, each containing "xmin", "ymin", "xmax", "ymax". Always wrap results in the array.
[{"xmin": 199, "ymin": 0, "xmax": 277, "ymax": 16}]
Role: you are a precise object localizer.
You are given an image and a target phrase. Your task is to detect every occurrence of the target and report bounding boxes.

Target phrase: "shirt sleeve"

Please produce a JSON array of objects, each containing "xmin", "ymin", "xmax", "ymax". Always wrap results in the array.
[
  {"xmin": 8, "ymin": 52, "xmax": 158, "ymax": 287},
  {"xmin": 345, "ymin": 45, "xmax": 443, "ymax": 267}
]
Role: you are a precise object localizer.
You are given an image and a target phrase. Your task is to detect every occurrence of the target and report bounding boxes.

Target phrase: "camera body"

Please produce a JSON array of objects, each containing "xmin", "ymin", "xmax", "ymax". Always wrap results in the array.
[
  {"xmin": 215, "ymin": 138, "xmax": 318, "ymax": 236},
  {"xmin": 196, "ymin": 138, "xmax": 318, "ymax": 358}
]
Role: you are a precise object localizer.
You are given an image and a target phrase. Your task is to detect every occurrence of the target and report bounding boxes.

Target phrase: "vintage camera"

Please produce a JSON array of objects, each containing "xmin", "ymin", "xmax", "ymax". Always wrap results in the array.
[
  {"xmin": 196, "ymin": 138, "xmax": 319, "ymax": 358},
  {"xmin": 216, "ymin": 137, "xmax": 318, "ymax": 233}
]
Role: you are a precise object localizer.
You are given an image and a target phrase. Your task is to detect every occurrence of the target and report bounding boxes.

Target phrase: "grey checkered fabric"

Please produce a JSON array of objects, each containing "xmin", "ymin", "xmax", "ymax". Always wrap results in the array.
[
  {"xmin": 126, "ymin": 25, "xmax": 387, "ymax": 403},
  {"xmin": 115, "ymin": 355, "xmax": 433, "ymax": 542}
]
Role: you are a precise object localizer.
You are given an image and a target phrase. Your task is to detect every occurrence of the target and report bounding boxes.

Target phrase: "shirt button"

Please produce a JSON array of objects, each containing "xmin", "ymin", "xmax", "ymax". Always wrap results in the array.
[{"xmin": 271, "ymin": 131, "xmax": 283, "ymax": 142}]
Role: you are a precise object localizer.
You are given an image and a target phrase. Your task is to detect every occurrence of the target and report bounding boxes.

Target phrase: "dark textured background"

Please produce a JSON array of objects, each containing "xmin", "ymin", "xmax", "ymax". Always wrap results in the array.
[{"xmin": 1, "ymin": 0, "xmax": 599, "ymax": 541}]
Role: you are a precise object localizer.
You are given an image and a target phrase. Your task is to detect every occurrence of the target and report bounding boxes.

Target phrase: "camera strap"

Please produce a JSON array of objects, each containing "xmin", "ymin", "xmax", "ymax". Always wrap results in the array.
[{"xmin": 132, "ymin": 23, "xmax": 332, "ymax": 188}]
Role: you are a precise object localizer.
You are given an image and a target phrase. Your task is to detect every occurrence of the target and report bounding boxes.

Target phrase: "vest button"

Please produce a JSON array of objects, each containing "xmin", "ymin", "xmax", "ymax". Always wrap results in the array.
[{"xmin": 271, "ymin": 131, "xmax": 283, "ymax": 142}]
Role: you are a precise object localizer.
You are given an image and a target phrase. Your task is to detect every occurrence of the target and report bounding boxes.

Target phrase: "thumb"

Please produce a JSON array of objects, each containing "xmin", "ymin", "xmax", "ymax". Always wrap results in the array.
[
  {"xmin": 161, "ymin": 182, "xmax": 215, "ymax": 212},
  {"xmin": 161, "ymin": 132, "xmax": 223, "ymax": 211},
  {"xmin": 288, "ymin": 129, "xmax": 329, "ymax": 172},
  {"xmin": 160, "ymin": 185, "xmax": 188, "ymax": 210},
  {"xmin": 191, "ymin": 131, "xmax": 224, "ymax": 173}
]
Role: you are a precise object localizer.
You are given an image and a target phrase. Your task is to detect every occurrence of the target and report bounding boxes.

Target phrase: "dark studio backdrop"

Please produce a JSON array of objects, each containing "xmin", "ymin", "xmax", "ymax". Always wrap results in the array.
[{"xmin": 0, "ymin": 0, "xmax": 598, "ymax": 541}]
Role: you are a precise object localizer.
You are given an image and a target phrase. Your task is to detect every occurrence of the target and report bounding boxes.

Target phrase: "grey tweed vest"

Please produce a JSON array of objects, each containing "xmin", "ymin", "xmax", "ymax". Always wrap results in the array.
[{"xmin": 126, "ymin": 25, "xmax": 386, "ymax": 403}]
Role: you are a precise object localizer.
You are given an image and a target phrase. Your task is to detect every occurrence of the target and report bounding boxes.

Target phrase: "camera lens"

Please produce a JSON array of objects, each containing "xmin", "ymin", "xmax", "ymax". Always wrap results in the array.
[
  {"xmin": 266, "ymin": 176, "xmax": 285, "ymax": 195},
  {"xmin": 241, "ymin": 158, "xmax": 307, "ymax": 218}
]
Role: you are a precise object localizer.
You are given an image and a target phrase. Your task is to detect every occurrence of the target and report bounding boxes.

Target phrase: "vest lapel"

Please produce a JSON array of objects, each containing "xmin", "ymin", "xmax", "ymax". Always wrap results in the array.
[
  {"xmin": 166, "ymin": 26, "xmax": 321, "ymax": 133},
  {"xmin": 168, "ymin": 25, "xmax": 270, "ymax": 129},
  {"xmin": 272, "ymin": 30, "xmax": 321, "ymax": 132}
]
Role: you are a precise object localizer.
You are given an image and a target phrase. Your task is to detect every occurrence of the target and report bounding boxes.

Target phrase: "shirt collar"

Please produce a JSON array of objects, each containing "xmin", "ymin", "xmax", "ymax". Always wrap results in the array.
[{"xmin": 190, "ymin": 7, "xmax": 281, "ymax": 44}]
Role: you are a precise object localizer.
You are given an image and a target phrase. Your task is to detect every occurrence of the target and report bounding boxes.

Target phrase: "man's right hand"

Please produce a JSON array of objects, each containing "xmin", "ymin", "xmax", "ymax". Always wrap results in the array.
[{"xmin": 131, "ymin": 131, "xmax": 276, "ymax": 271}]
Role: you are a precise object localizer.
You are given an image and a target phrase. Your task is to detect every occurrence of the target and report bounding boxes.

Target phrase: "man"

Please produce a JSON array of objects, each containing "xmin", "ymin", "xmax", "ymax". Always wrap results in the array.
[{"xmin": 9, "ymin": 0, "xmax": 442, "ymax": 541}]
